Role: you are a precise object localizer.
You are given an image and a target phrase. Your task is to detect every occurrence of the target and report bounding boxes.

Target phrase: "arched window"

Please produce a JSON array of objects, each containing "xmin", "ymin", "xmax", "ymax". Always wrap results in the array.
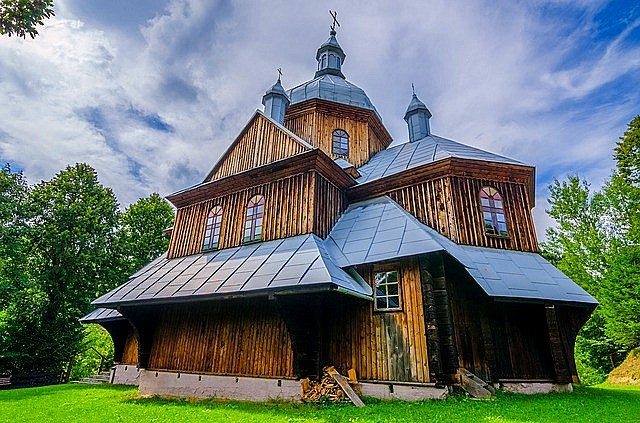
[
  {"xmin": 244, "ymin": 195, "xmax": 265, "ymax": 243},
  {"xmin": 332, "ymin": 129, "xmax": 349, "ymax": 156},
  {"xmin": 480, "ymin": 187, "xmax": 508, "ymax": 236},
  {"xmin": 336, "ymin": 56, "xmax": 341, "ymax": 69},
  {"xmin": 203, "ymin": 206, "xmax": 223, "ymax": 250},
  {"xmin": 321, "ymin": 54, "xmax": 327, "ymax": 69}
]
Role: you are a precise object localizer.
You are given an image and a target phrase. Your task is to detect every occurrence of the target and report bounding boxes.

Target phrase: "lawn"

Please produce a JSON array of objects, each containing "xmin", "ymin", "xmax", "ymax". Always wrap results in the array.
[{"xmin": 0, "ymin": 383, "xmax": 639, "ymax": 423}]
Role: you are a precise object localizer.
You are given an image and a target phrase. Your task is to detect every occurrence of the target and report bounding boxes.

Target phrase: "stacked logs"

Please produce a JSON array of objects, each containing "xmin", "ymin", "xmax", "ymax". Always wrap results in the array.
[{"xmin": 301, "ymin": 370, "xmax": 346, "ymax": 403}]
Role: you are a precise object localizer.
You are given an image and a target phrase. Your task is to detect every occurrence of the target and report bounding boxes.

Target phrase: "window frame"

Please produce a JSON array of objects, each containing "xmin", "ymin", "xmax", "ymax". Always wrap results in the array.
[
  {"xmin": 480, "ymin": 186, "xmax": 508, "ymax": 237},
  {"xmin": 373, "ymin": 269, "xmax": 402, "ymax": 312},
  {"xmin": 332, "ymin": 129, "xmax": 349, "ymax": 157},
  {"xmin": 203, "ymin": 205, "xmax": 223, "ymax": 251},
  {"xmin": 243, "ymin": 194, "xmax": 265, "ymax": 243}
]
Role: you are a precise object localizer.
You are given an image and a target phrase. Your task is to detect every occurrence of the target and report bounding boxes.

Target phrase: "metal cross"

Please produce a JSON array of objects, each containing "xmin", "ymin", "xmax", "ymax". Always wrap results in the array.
[
  {"xmin": 329, "ymin": 10, "xmax": 340, "ymax": 32},
  {"xmin": 277, "ymin": 67, "xmax": 283, "ymax": 81},
  {"xmin": 411, "ymin": 83, "xmax": 416, "ymax": 95}
]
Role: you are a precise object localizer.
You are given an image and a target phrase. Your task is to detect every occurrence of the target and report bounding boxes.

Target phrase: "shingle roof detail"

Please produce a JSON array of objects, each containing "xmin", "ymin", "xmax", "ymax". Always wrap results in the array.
[
  {"xmin": 356, "ymin": 134, "xmax": 523, "ymax": 184},
  {"xmin": 92, "ymin": 234, "xmax": 371, "ymax": 307},
  {"xmin": 80, "ymin": 308, "xmax": 124, "ymax": 323},
  {"xmin": 327, "ymin": 196, "xmax": 597, "ymax": 305}
]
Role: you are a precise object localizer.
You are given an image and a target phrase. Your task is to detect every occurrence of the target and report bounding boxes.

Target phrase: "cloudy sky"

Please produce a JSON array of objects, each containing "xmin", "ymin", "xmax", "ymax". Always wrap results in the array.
[{"xmin": 0, "ymin": 0, "xmax": 638, "ymax": 240}]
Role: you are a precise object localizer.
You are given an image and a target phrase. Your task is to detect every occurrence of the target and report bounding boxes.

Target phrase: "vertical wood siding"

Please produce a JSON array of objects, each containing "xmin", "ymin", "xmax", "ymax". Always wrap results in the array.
[
  {"xmin": 322, "ymin": 258, "xmax": 431, "ymax": 383},
  {"xmin": 285, "ymin": 101, "xmax": 391, "ymax": 168},
  {"xmin": 121, "ymin": 328, "xmax": 139, "ymax": 365},
  {"xmin": 149, "ymin": 300, "xmax": 294, "ymax": 378},
  {"xmin": 168, "ymin": 171, "xmax": 345, "ymax": 259},
  {"xmin": 209, "ymin": 114, "xmax": 309, "ymax": 181},
  {"xmin": 387, "ymin": 176, "xmax": 538, "ymax": 253}
]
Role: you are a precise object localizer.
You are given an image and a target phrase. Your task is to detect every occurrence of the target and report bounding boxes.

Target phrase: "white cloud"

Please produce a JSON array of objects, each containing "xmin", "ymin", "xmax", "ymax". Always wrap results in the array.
[{"xmin": 0, "ymin": 0, "xmax": 638, "ymax": 241}]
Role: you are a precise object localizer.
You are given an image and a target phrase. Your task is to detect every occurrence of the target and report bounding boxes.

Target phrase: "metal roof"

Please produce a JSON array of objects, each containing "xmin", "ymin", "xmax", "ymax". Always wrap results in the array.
[
  {"xmin": 288, "ymin": 74, "xmax": 381, "ymax": 120},
  {"xmin": 333, "ymin": 158, "xmax": 355, "ymax": 169},
  {"xmin": 326, "ymin": 196, "xmax": 444, "ymax": 267},
  {"xmin": 92, "ymin": 233, "xmax": 371, "ymax": 307},
  {"xmin": 80, "ymin": 308, "xmax": 124, "ymax": 323},
  {"xmin": 356, "ymin": 134, "xmax": 524, "ymax": 184},
  {"xmin": 404, "ymin": 93, "xmax": 432, "ymax": 121},
  {"xmin": 327, "ymin": 196, "xmax": 597, "ymax": 305}
]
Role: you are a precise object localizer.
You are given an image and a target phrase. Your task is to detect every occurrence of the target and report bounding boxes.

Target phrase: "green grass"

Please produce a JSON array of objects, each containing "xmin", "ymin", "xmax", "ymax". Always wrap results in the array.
[{"xmin": 1, "ymin": 383, "xmax": 639, "ymax": 422}]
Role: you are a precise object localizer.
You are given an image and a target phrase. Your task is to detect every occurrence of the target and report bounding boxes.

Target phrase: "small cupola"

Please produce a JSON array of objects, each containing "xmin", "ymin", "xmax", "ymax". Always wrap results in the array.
[
  {"xmin": 403, "ymin": 89, "xmax": 432, "ymax": 142},
  {"xmin": 315, "ymin": 29, "xmax": 346, "ymax": 78},
  {"xmin": 262, "ymin": 73, "xmax": 290, "ymax": 124}
]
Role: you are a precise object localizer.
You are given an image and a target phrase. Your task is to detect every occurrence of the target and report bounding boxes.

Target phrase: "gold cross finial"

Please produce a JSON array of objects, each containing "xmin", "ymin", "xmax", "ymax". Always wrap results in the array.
[
  {"xmin": 277, "ymin": 67, "xmax": 283, "ymax": 81},
  {"xmin": 329, "ymin": 10, "xmax": 340, "ymax": 33}
]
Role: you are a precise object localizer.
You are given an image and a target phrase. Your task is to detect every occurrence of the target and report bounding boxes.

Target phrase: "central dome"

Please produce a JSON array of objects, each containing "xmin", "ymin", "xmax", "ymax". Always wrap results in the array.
[
  {"xmin": 287, "ymin": 31, "xmax": 380, "ymax": 119},
  {"xmin": 288, "ymin": 74, "xmax": 379, "ymax": 115}
]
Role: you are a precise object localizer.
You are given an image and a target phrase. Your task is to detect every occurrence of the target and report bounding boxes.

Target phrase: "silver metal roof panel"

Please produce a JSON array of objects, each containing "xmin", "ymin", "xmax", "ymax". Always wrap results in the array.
[
  {"xmin": 327, "ymin": 195, "xmax": 596, "ymax": 305},
  {"xmin": 356, "ymin": 134, "xmax": 524, "ymax": 185},
  {"xmin": 93, "ymin": 234, "xmax": 372, "ymax": 307},
  {"xmin": 288, "ymin": 74, "xmax": 382, "ymax": 120},
  {"xmin": 80, "ymin": 308, "xmax": 124, "ymax": 323}
]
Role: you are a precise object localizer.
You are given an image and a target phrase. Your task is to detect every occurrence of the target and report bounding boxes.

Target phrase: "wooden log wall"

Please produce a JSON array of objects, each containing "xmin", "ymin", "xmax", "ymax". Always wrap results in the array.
[
  {"xmin": 314, "ymin": 172, "xmax": 348, "ymax": 238},
  {"xmin": 149, "ymin": 299, "xmax": 294, "ymax": 378},
  {"xmin": 121, "ymin": 328, "xmax": 139, "ymax": 365},
  {"xmin": 449, "ymin": 176, "xmax": 539, "ymax": 252},
  {"xmin": 168, "ymin": 172, "xmax": 346, "ymax": 259},
  {"xmin": 446, "ymin": 260, "xmax": 556, "ymax": 381},
  {"xmin": 387, "ymin": 176, "xmax": 538, "ymax": 253},
  {"xmin": 322, "ymin": 258, "xmax": 431, "ymax": 383},
  {"xmin": 209, "ymin": 113, "xmax": 309, "ymax": 181},
  {"xmin": 285, "ymin": 99, "xmax": 391, "ymax": 168}
]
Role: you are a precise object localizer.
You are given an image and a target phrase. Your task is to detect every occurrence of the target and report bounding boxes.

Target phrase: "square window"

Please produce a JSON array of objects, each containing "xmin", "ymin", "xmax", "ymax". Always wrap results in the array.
[{"xmin": 374, "ymin": 270, "xmax": 401, "ymax": 311}]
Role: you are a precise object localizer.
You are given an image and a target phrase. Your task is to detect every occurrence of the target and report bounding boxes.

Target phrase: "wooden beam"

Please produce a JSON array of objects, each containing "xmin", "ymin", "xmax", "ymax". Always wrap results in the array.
[{"xmin": 326, "ymin": 366, "xmax": 365, "ymax": 407}]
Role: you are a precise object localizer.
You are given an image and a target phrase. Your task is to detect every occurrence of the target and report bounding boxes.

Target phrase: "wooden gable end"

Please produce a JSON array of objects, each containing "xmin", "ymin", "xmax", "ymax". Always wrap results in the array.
[{"xmin": 206, "ymin": 112, "xmax": 313, "ymax": 181}]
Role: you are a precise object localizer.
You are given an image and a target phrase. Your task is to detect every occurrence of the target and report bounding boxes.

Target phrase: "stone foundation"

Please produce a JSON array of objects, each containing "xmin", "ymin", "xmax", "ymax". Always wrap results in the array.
[
  {"xmin": 500, "ymin": 382, "xmax": 573, "ymax": 394},
  {"xmin": 138, "ymin": 370, "xmax": 301, "ymax": 401},
  {"xmin": 360, "ymin": 381, "xmax": 448, "ymax": 401},
  {"xmin": 111, "ymin": 364, "xmax": 140, "ymax": 386}
]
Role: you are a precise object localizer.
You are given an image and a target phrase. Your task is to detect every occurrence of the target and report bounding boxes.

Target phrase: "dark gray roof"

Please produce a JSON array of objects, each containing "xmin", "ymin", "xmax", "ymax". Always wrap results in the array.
[
  {"xmin": 288, "ymin": 74, "xmax": 381, "ymax": 119},
  {"xmin": 80, "ymin": 308, "xmax": 123, "ymax": 323},
  {"xmin": 93, "ymin": 234, "xmax": 371, "ymax": 307},
  {"xmin": 327, "ymin": 196, "xmax": 597, "ymax": 305},
  {"xmin": 356, "ymin": 134, "xmax": 524, "ymax": 184}
]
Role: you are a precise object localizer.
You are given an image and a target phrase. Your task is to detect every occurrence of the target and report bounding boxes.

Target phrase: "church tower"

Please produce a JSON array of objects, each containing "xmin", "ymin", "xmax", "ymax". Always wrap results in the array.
[{"xmin": 283, "ymin": 27, "xmax": 392, "ymax": 167}]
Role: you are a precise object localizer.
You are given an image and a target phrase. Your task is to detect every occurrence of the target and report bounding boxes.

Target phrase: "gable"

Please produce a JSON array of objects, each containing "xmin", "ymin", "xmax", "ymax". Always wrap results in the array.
[{"xmin": 205, "ymin": 111, "xmax": 314, "ymax": 181}]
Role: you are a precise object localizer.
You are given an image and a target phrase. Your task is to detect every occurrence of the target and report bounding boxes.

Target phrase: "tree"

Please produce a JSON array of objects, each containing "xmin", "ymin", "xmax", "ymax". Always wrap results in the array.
[
  {"xmin": 543, "ymin": 116, "xmax": 640, "ymax": 382},
  {"xmin": 5, "ymin": 163, "xmax": 120, "ymax": 372},
  {"xmin": 115, "ymin": 193, "xmax": 174, "ymax": 277},
  {"xmin": 0, "ymin": 0, "xmax": 55, "ymax": 39}
]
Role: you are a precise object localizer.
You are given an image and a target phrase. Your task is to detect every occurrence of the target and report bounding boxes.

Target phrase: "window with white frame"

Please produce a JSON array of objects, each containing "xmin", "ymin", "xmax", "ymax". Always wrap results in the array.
[{"xmin": 374, "ymin": 270, "xmax": 401, "ymax": 311}]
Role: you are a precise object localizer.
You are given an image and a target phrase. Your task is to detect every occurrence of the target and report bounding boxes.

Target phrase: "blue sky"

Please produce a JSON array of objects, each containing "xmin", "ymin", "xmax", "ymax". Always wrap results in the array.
[{"xmin": 0, "ymin": 0, "xmax": 638, "ymax": 240}]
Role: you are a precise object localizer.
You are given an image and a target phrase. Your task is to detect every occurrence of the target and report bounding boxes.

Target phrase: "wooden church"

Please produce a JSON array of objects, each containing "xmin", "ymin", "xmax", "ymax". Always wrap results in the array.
[{"xmin": 82, "ymin": 25, "xmax": 597, "ymax": 400}]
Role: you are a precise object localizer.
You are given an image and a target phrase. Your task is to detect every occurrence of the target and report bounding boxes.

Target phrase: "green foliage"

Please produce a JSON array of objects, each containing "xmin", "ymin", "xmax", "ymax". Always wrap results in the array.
[
  {"xmin": 0, "ymin": 163, "xmax": 174, "ymax": 375},
  {"xmin": 116, "ymin": 193, "xmax": 174, "ymax": 276},
  {"xmin": 70, "ymin": 324, "xmax": 114, "ymax": 381},
  {"xmin": 543, "ymin": 116, "xmax": 640, "ymax": 382},
  {"xmin": 0, "ymin": 0, "xmax": 54, "ymax": 38},
  {"xmin": 2, "ymin": 383, "xmax": 640, "ymax": 422}
]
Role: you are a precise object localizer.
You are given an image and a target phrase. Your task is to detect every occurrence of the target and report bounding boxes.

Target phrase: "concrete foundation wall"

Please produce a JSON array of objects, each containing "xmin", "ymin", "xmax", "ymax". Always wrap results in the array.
[
  {"xmin": 111, "ymin": 364, "xmax": 140, "ymax": 386},
  {"xmin": 360, "ymin": 382, "xmax": 448, "ymax": 401},
  {"xmin": 500, "ymin": 382, "xmax": 573, "ymax": 394},
  {"xmin": 138, "ymin": 370, "xmax": 301, "ymax": 401}
]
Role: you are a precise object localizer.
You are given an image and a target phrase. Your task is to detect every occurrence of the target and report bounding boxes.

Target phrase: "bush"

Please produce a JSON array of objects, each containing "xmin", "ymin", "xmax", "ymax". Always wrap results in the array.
[{"xmin": 69, "ymin": 324, "xmax": 114, "ymax": 380}]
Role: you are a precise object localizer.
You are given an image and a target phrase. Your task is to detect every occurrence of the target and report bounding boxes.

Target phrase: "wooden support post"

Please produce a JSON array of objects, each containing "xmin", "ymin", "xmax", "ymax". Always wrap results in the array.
[
  {"xmin": 419, "ymin": 257, "xmax": 443, "ymax": 382},
  {"xmin": 545, "ymin": 305, "xmax": 572, "ymax": 384},
  {"xmin": 427, "ymin": 253, "xmax": 459, "ymax": 376},
  {"xmin": 101, "ymin": 320, "xmax": 131, "ymax": 364},
  {"xmin": 118, "ymin": 306, "xmax": 159, "ymax": 369}
]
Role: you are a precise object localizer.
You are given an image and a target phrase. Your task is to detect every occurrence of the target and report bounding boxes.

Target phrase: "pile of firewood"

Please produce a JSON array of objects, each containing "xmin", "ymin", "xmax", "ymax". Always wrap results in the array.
[{"xmin": 301, "ymin": 366, "xmax": 364, "ymax": 407}]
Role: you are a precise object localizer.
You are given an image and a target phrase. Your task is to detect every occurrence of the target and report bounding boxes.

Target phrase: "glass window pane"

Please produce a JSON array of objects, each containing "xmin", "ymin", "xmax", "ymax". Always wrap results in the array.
[
  {"xmin": 494, "ymin": 200, "xmax": 503, "ymax": 209},
  {"xmin": 386, "ymin": 271, "xmax": 398, "ymax": 283},
  {"xmin": 481, "ymin": 198, "xmax": 490, "ymax": 207},
  {"xmin": 376, "ymin": 297, "xmax": 387, "ymax": 310},
  {"xmin": 496, "ymin": 213, "xmax": 505, "ymax": 222},
  {"xmin": 387, "ymin": 296, "xmax": 400, "ymax": 308},
  {"xmin": 387, "ymin": 283, "xmax": 398, "ymax": 296}
]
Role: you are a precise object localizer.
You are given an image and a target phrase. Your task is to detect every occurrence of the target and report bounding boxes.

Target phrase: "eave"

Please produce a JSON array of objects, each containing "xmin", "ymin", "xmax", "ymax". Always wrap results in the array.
[
  {"xmin": 348, "ymin": 157, "xmax": 536, "ymax": 207},
  {"xmin": 166, "ymin": 149, "xmax": 355, "ymax": 209}
]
